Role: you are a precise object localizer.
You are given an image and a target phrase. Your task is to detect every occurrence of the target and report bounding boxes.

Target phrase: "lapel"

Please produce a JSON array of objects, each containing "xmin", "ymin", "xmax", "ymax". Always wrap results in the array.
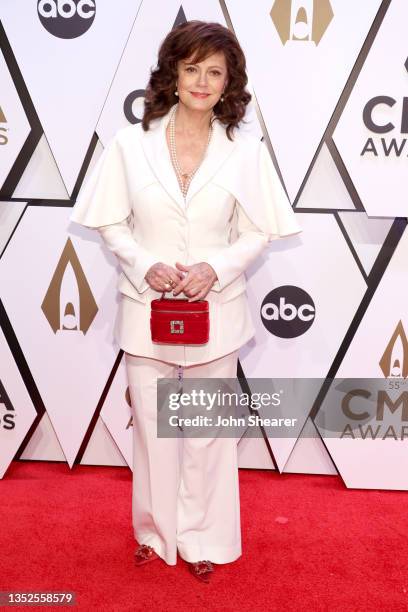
[{"xmin": 139, "ymin": 103, "xmax": 238, "ymax": 211}]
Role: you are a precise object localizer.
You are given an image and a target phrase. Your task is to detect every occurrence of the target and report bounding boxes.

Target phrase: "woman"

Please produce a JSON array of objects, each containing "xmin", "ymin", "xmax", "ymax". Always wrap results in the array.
[{"xmin": 70, "ymin": 20, "xmax": 301, "ymax": 583}]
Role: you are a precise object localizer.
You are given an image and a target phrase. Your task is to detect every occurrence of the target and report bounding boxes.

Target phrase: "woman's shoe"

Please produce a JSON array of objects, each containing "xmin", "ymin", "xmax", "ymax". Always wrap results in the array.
[
  {"xmin": 188, "ymin": 560, "xmax": 215, "ymax": 583},
  {"xmin": 134, "ymin": 544, "xmax": 159, "ymax": 566}
]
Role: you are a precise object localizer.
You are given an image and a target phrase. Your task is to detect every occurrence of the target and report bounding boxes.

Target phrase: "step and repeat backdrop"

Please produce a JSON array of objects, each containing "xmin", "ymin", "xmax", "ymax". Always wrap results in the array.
[{"xmin": 1, "ymin": 0, "xmax": 407, "ymax": 490}]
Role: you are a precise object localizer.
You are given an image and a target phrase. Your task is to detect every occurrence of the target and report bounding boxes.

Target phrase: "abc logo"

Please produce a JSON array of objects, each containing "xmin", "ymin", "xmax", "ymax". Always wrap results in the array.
[
  {"xmin": 37, "ymin": 0, "xmax": 96, "ymax": 39},
  {"xmin": 260, "ymin": 286, "xmax": 315, "ymax": 338}
]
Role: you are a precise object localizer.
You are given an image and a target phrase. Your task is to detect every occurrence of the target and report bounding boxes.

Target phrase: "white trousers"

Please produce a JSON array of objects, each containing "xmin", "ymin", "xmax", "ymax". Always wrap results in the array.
[{"xmin": 125, "ymin": 349, "xmax": 241, "ymax": 566}]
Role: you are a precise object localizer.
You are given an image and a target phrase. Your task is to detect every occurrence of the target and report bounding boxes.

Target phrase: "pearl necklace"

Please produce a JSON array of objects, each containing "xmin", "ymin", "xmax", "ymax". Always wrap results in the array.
[{"xmin": 169, "ymin": 104, "xmax": 213, "ymax": 199}]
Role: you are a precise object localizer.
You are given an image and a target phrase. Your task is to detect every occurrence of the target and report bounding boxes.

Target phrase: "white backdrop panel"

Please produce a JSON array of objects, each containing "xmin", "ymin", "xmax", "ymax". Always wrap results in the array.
[
  {"xmin": 322, "ymin": 222, "xmax": 408, "ymax": 489},
  {"xmin": 0, "ymin": 48, "xmax": 30, "ymax": 187},
  {"xmin": 240, "ymin": 212, "xmax": 367, "ymax": 469},
  {"xmin": 224, "ymin": 0, "xmax": 382, "ymax": 201},
  {"xmin": 0, "ymin": 326, "xmax": 37, "ymax": 478},
  {"xmin": 334, "ymin": 0, "xmax": 408, "ymax": 217},
  {"xmin": 0, "ymin": 0, "xmax": 142, "ymax": 195},
  {"xmin": 0, "ymin": 207, "xmax": 120, "ymax": 467}
]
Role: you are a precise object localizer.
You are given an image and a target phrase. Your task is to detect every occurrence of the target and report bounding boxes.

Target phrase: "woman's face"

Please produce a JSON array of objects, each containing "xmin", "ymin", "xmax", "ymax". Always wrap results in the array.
[{"xmin": 176, "ymin": 51, "xmax": 228, "ymax": 112}]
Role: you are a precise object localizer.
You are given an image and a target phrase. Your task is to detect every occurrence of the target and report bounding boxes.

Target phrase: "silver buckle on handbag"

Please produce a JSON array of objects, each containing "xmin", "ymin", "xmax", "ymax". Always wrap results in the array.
[{"xmin": 170, "ymin": 320, "xmax": 184, "ymax": 334}]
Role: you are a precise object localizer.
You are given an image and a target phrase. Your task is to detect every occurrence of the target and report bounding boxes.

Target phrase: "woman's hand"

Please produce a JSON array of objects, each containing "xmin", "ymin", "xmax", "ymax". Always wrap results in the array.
[
  {"xmin": 145, "ymin": 262, "xmax": 185, "ymax": 293},
  {"xmin": 171, "ymin": 261, "xmax": 218, "ymax": 301}
]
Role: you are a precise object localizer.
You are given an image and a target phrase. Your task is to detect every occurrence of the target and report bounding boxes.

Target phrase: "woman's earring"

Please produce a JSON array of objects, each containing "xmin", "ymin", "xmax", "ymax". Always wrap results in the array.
[
  {"xmin": 175, "ymin": 90, "xmax": 179, "ymax": 96},
  {"xmin": 220, "ymin": 94, "xmax": 224, "ymax": 102}
]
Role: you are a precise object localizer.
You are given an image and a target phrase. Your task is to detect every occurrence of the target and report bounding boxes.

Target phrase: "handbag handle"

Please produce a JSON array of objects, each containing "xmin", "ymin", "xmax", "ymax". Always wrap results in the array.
[
  {"xmin": 159, "ymin": 290, "xmax": 195, "ymax": 302},
  {"xmin": 159, "ymin": 290, "xmax": 180, "ymax": 300}
]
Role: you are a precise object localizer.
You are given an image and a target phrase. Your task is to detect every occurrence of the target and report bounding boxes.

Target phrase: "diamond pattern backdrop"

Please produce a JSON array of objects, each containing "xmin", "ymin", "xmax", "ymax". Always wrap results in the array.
[{"xmin": 0, "ymin": 0, "xmax": 406, "ymax": 489}]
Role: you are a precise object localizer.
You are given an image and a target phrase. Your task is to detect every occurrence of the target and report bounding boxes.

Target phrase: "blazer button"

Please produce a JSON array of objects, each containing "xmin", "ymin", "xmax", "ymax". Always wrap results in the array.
[{"xmin": 177, "ymin": 244, "xmax": 185, "ymax": 251}]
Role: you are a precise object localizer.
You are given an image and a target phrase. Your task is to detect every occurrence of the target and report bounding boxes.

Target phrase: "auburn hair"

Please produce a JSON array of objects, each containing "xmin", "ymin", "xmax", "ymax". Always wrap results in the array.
[{"xmin": 142, "ymin": 20, "xmax": 251, "ymax": 140}]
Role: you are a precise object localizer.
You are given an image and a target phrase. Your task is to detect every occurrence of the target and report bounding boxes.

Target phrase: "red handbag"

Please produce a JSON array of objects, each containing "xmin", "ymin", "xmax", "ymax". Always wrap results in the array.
[{"xmin": 150, "ymin": 292, "xmax": 209, "ymax": 345}]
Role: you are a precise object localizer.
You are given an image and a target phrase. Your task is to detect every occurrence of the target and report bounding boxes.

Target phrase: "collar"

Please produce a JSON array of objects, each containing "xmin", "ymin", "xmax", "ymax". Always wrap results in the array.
[{"xmin": 139, "ymin": 102, "xmax": 238, "ymax": 210}]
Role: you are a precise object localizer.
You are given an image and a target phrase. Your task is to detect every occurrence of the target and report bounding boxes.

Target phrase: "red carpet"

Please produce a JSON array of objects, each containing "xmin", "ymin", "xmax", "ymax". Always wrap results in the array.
[{"xmin": 1, "ymin": 461, "xmax": 408, "ymax": 611}]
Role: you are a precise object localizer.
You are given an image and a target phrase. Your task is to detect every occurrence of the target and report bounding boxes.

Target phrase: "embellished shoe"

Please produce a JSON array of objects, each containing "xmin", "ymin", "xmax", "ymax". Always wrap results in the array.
[
  {"xmin": 188, "ymin": 560, "xmax": 215, "ymax": 583},
  {"xmin": 134, "ymin": 544, "xmax": 159, "ymax": 566}
]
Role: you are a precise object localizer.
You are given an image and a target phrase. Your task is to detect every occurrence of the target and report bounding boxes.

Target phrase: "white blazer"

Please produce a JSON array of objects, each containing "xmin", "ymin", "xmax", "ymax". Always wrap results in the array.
[{"xmin": 70, "ymin": 103, "xmax": 302, "ymax": 366}]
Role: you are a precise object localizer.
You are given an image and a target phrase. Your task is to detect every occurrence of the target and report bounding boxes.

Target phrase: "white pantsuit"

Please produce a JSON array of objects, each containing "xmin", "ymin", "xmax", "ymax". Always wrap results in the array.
[
  {"xmin": 126, "ymin": 349, "xmax": 240, "ymax": 565},
  {"xmin": 70, "ymin": 102, "xmax": 302, "ymax": 565}
]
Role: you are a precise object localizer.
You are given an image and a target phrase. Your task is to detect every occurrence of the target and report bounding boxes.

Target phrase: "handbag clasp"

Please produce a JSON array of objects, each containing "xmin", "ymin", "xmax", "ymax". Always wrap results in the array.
[{"xmin": 170, "ymin": 320, "xmax": 184, "ymax": 334}]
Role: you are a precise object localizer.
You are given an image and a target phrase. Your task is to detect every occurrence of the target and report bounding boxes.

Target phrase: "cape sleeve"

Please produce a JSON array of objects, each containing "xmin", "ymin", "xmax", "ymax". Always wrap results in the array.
[
  {"xmin": 255, "ymin": 140, "xmax": 302, "ymax": 241},
  {"xmin": 214, "ymin": 138, "xmax": 302, "ymax": 242},
  {"xmin": 69, "ymin": 129, "xmax": 132, "ymax": 228},
  {"xmin": 206, "ymin": 137, "xmax": 302, "ymax": 290}
]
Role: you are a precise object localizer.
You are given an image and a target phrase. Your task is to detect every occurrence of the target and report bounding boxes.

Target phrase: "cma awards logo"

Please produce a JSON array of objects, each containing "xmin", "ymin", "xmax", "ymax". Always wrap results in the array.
[
  {"xmin": 361, "ymin": 61, "xmax": 408, "ymax": 159},
  {"xmin": 0, "ymin": 106, "xmax": 8, "ymax": 146},
  {"xmin": 260, "ymin": 286, "xmax": 315, "ymax": 338},
  {"xmin": 0, "ymin": 379, "xmax": 15, "ymax": 431},
  {"xmin": 41, "ymin": 238, "xmax": 98, "ymax": 334},
  {"xmin": 270, "ymin": 0, "xmax": 333, "ymax": 45},
  {"xmin": 338, "ymin": 322, "xmax": 408, "ymax": 441},
  {"xmin": 37, "ymin": 0, "xmax": 96, "ymax": 39}
]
